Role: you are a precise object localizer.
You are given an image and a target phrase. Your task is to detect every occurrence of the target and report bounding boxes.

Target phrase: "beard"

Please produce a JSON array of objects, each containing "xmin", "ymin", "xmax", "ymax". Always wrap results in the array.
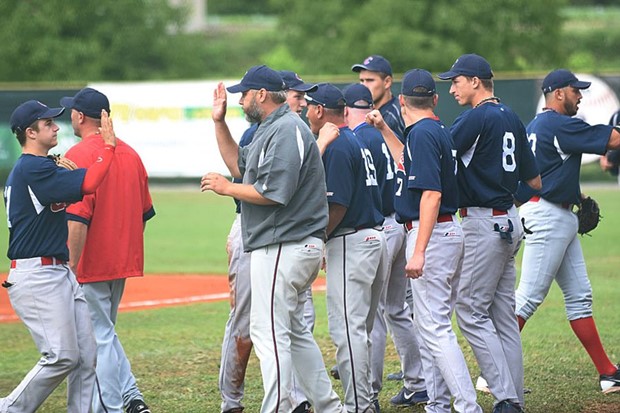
[
  {"xmin": 244, "ymin": 95, "xmax": 263, "ymax": 123},
  {"xmin": 563, "ymin": 98, "xmax": 578, "ymax": 117}
]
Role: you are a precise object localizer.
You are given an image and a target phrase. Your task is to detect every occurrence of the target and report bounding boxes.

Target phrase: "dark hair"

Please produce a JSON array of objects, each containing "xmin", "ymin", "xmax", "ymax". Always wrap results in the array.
[
  {"xmin": 15, "ymin": 119, "xmax": 40, "ymax": 147},
  {"xmin": 480, "ymin": 78, "xmax": 494, "ymax": 91},
  {"xmin": 462, "ymin": 75, "xmax": 494, "ymax": 92},
  {"xmin": 403, "ymin": 87, "xmax": 435, "ymax": 109}
]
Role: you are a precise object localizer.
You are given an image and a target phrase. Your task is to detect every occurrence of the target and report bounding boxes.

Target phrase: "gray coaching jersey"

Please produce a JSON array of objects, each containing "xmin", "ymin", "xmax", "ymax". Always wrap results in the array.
[{"xmin": 238, "ymin": 104, "xmax": 328, "ymax": 252}]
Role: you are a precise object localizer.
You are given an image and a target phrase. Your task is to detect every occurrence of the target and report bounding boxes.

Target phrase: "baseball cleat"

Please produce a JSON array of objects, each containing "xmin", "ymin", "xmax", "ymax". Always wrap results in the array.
[
  {"xmin": 600, "ymin": 364, "xmax": 620, "ymax": 393},
  {"xmin": 292, "ymin": 400, "xmax": 312, "ymax": 413},
  {"xmin": 389, "ymin": 386, "xmax": 429, "ymax": 406},
  {"xmin": 386, "ymin": 370, "xmax": 404, "ymax": 381},
  {"xmin": 330, "ymin": 364, "xmax": 340, "ymax": 380},
  {"xmin": 492, "ymin": 400, "xmax": 524, "ymax": 413},
  {"xmin": 371, "ymin": 398, "xmax": 380, "ymax": 413},
  {"xmin": 126, "ymin": 399, "xmax": 151, "ymax": 413}
]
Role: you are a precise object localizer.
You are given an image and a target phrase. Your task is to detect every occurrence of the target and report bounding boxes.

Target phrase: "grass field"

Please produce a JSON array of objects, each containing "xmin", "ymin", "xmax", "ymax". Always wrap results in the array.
[{"xmin": 0, "ymin": 186, "xmax": 619, "ymax": 412}]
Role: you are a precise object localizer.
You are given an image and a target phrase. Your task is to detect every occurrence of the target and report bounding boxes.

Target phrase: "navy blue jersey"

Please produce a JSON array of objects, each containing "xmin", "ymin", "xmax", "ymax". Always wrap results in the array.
[
  {"xmin": 394, "ymin": 118, "xmax": 459, "ymax": 223},
  {"xmin": 4, "ymin": 154, "xmax": 86, "ymax": 261},
  {"xmin": 323, "ymin": 126, "xmax": 384, "ymax": 232},
  {"xmin": 234, "ymin": 123, "xmax": 259, "ymax": 213},
  {"xmin": 450, "ymin": 102, "xmax": 539, "ymax": 210},
  {"xmin": 352, "ymin": 122, "xmax": 396, "ymax": 216},
  {"xmin": 380, "ymin": 96, "xmax": 406, "ymax": 143},
  {"xmin": 526, "ymin": 110, "xmax": 611, "ymax": 204}
]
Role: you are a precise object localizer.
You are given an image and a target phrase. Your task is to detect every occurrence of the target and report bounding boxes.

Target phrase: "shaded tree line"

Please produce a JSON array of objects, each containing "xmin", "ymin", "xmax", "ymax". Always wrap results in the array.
[{"xmin": 0, "ymin": 0, "xmax": 616, "ymax": 82}]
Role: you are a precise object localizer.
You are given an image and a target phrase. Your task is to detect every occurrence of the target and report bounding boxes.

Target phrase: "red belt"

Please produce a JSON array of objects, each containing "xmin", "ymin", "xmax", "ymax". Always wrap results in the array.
[
  {"xmin": 10, "ymin": 256, "xmax": 66, "ymax": 269},
  {"xmin": 459, "ymin": 208, "xmax": 507, "ymax": 218},
  {"xmin": 529, "ymin": 195, "xmax": 571, "ymax": 209},
  {"xmin": 404, "ymin": 214, "xmax": 453, "ymax": 231}
]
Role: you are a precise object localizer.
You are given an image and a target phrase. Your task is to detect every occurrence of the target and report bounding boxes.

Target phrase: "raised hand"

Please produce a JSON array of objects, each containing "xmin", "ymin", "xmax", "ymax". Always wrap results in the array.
[
  {"xmin": 316, "ymin": 122, "xmax": 340, "ymax": 154},
  {"xmin": 366, "ymin": 109, "xmax": 387, "ymax": 131},
  {"xmin": 212, "ymin": 82, "xmax": 228, "ymax": 122},
  {"xmin": 100, "ymin": 110, "xmax": 117, "ymax": 147}
]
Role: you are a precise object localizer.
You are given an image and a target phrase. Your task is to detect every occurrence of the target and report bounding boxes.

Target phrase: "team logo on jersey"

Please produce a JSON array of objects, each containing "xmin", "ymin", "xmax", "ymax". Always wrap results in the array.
[
  {"xmin": 50, "ymin": 202, "xmax": 67, "ymax": 212},
  {"xmin": 397, "ymin": 152, "xmax": 405, "ymax": 172},
  {"xmin": 96, "ymin": 156, "xmax": 103, "ymax": 163}
]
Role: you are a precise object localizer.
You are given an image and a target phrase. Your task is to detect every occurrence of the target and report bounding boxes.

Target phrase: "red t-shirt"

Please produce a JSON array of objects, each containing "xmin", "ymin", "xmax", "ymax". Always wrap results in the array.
[{"xmin": 65, "ymin": 133, "xmax": 155, "ymax": 283}]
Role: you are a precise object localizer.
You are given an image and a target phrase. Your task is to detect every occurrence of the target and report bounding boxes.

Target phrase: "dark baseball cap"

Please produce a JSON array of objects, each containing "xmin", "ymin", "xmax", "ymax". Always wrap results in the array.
[
  {"xmin": 278, "ymin": 70, "xmax": 318, "ymax": 92},
  {"xmin": 438, "ymin": 54, "xmax": 494, "ymax": 80},
  {"xmin": 227, "ymin": 65, "xmax": 286, "ymax": 93},
  {"xmin": 9, "ymin": 100, "xmax": 65, "ymax": 133},
  {"xmin": 351, "ymin": 55, "xmax": 393, "ymax": 76},
  {"xmin": 401, "ymin": 69, "xmax": 436, "ymax": 97},
  {"xmin": 61, "ymin": 88, "xmax": 110, "ymax": 119},
  {"xmin": 541, "ymin": 69, "xmax": 591, "ymax": 94},
  {"xmin": 343, "ymin": 83, "xmax": 373, "ymax": 109},
  {"xmin": 305, "ymin": 83, "xmax": 346, "ymax": 109}
]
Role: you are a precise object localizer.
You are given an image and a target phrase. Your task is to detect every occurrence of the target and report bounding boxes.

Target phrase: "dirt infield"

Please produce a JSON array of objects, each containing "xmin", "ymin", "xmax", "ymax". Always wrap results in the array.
[{"xmin": 0, "ymin": 274, "xmax": 327, "ymax": 323}]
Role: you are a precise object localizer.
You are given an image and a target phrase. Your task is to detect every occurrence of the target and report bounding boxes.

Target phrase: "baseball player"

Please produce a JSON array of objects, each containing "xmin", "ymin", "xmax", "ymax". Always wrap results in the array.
[
  {"xmin": 218, "ymin": 121, "xmax": 257, "ymax": 413},
  {"xmin": 1, "ymin": 100, "xmax": 117, "ymax": 412},
  {"xmin": 352, "ymin": 55, "xmax": 406, "ymax": 142},
  {"xmin": 351, "ymin": 53, "xmax": 416, "ymax": 384},
  {"xmin": 217, "ymin": 70, "xmax": 319, "ymax": 413},
  {"xmin": 600, "ymin": 109, "xmax": 620, "ymax": 181},
  {"xmin": 278, "ymin": 70, "xmax": 320, "ymax": 336},
  {"xmin": 61, "ymin": 88, "xmax": 155, "ymax": 413},
  {"xmin": 342, "ymin": 83, "xmax": 428, "ymax": 410},
  {"xmin": 368, "ymin": 69, "xmax": 483, "ymax": 413},
  {"xmin": 306, "ymin": 83, "xmax": 387, "ymax": 413},
  {"xmin": 515, "ymin": 69, "xmax": 620, "ymax": 394},
  {"xmin": 438, "ymin": 54, "xmax": 540, "ymax": 413},
  {"xmin": 278, "ymin": 70, "xmax": 321, "ymax": 412},
  {"xmin": 203, "ymin": 65, "xmax": 344, "ymax": 413}
]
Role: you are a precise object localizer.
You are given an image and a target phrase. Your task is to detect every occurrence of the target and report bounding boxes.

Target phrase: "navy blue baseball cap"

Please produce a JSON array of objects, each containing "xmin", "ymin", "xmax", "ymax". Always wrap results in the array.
[
  {"xmin": 9, "ymin": 100, "xmax": 65, "ymax": 133},
  {"xmin": 278, "ymin": 70, "xmax": 318, "ymax": 92},
  {"xmin": 401, "ymin": 69, "xmax": 436, "ymax": 97},
  {"xmin": 343, "ymin": 83, "xmax": 374, "ymax": 109},
  {"xmin": 227, "ymin": 65, "xmax": 286, "ymax": 93},
  {"xmin": 351, "ymin": 55, "xmax": 393, "ymax": 76},
  {"xmin": 438, "ymin": 54, "xmax": 494, "ymax": 80},
  {"xmin": 541, "ymin": 69, "xmax": 591, "ymax": 94},
  {"xmin": 61, "ymin": 87, "xmax": 110, "ymax": 119},
  {"xmin": 305, "ymin": 83, "xmax": 346, "ymax": 109}
]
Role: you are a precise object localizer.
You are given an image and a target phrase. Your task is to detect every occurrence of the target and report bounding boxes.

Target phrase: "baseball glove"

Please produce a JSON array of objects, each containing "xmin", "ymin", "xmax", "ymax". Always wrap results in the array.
[
  {"xmin": 48, "ymin": 155, "xmax": 78, "ymax": 171},
  {"xmin": 576, "ymin": 196, "xmax": 601, "ymax": 235}
]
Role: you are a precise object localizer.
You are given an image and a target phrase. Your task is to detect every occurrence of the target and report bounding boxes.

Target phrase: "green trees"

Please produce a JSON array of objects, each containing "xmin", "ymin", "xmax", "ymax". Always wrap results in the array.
[
  {"xmin": 0, "ymin": 0, "xmax": 615, "ymax": 82},
  {"xmin": 0, "ymin": 0, "xmax": 205, "ymax": 81},
  {"xmin": 270, "ymin": 0, "xmax": 567, "ymax": 75}
]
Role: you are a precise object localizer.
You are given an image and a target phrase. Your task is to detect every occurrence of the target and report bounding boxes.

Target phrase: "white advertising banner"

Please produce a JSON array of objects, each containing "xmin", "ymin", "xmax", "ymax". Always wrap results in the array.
[{"xmin": 88, "ymin": 80, "xmax": 250, "ymax": 177}]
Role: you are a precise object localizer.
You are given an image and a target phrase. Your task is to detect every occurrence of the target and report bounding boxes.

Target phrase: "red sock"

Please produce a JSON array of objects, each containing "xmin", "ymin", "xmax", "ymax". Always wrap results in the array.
[
  {"xmin": 569, "ymin": 317, "xmax": 616, "ymax": 375},
  {"xmin": 517, "ymin": 315, "xmax": 526, "ymax": 332}
]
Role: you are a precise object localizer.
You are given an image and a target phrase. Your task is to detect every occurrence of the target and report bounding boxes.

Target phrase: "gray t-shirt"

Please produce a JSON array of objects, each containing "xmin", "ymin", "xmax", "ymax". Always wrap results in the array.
[{"xmin": 238, "ymin": 104, "xmax": 328, "ymax": 251}]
